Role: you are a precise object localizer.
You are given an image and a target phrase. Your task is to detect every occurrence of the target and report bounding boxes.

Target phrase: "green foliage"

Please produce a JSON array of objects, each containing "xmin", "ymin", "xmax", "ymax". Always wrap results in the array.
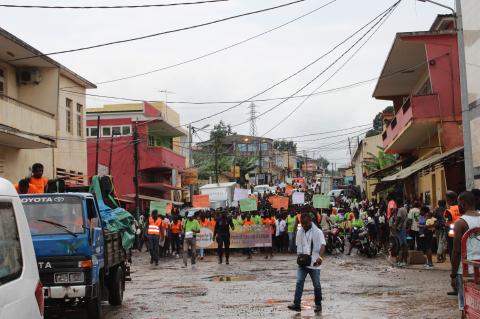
[
  {"xmin": 370, "ymin": 105, "xmax": 394, "ymax": 135},
  {"xmin": 193, "ymin": 151, "xmax": 232, "ymax": 180},
  {"xmin": 273, "ymin": 140, "xmax": 297, "ymax": 153},
  {"xmin": 210, "ymin": 120, "xmax": 234, "ymax": 141},
  {"xmin": 235, "ymin": 156, "xmax": 257, "ymax": 186},
  {"xmin": 317, "ymin": 156, "xmax": 330, "ymax": 170},
  {"xmin": 362, "ymin": 146, "xmax": 396, "ymax": 172}
]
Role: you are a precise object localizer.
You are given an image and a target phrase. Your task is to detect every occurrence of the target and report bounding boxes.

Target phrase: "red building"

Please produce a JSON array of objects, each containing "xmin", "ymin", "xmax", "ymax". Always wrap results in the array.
[
  {"xmin": 372, "ymin": 15, "xmax": 465, "ymax": 204},
  {"xmin": 86, "ymin": 102, "xmax": 187, "ymax": 210}
]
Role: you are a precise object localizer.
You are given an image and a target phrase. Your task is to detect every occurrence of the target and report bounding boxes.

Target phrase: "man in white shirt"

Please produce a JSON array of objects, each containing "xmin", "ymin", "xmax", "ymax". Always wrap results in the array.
[{"xmin": 288, "ymin": 213, "xmax": 326, "ymax": 314}]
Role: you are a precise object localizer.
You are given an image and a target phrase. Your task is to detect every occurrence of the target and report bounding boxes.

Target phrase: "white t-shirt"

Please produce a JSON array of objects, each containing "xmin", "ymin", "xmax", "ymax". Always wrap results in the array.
[
  {"xmin": 296, "ymin": 224, "xmax": 326, "ymax": 270},
  {"xmin": 408, "ymin": 208, "xmax": 420, "ymax": 231},
  {"xmin": 275, "ymin": 219, "xmax": 286, "ymax": 236}
]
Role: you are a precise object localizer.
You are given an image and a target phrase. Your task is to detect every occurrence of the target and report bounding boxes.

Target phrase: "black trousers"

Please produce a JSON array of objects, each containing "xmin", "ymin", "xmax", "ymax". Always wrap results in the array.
[
  {"xmin": 217, "ymin": 235, "xmax": 231, "ymax": 262},
  {"xmin": 171, "ymin": 233, "xmax": 181, "ymax": 255}
]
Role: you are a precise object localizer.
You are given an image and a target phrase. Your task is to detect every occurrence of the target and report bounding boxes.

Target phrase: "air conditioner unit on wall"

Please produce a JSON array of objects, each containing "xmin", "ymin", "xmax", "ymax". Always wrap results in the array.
[{"xmin": 17, "ymin": 68, "xmax": 41, "ymax": 84}]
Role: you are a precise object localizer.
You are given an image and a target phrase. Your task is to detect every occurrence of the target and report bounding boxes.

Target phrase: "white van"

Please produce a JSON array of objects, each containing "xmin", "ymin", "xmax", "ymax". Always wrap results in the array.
[
  {"xmin": 0, "ymin": 178, "xmax": 43, "ymax": 319},
  {"xmin": 253, "ymin": 184, "xmax": 270, "ymax": 195}
]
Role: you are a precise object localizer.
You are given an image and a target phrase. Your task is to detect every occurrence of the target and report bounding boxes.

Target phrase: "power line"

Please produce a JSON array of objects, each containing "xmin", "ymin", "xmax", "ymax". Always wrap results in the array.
[
  {"xmin": 10, "ymin": 0, "xmax": 305, "ymax": 61},
  {"xmin": 273, "ymin": 123, "xmax": 371, "ymax": 140},
  {"xmin": 0, "ymin": 0, "xmax": 228, "ymax": 9},
  {"xmin": 181, "ymin": 1, "xmax": 400, "ymax": 129},
  {"xmin": 71, "ymin": 0, "xmax": 336, "ymax": 87},
  {"xmin": 260, "ymin": 1, "xmax": 398, "ymax": 136},
  {"xmin": 230, "ymin": 0, "xmax": 399, "ymax": 131}
]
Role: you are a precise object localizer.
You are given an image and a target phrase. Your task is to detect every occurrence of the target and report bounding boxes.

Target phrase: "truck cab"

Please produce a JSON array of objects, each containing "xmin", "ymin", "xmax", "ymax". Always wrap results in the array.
[{"xmin": 21, "ymin": 193, "xmax": 126, "ymax": 319}]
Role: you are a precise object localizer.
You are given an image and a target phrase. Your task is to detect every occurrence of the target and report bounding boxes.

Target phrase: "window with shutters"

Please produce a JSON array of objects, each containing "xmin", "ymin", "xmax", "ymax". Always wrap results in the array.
[
  {"xmin": 76, "ymin": 103, "xmax": 83, "ymax": 137},
  {"xmin": 66, "ymin": 98, "xmax": 72, "ymax": 133}
]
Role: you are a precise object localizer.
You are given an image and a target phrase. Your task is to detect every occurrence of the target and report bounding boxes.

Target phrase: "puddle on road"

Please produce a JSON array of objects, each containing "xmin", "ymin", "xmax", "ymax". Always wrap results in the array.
[{"xmin": 208, "ymin": 275, "xmax": 256, "ymax": 282}]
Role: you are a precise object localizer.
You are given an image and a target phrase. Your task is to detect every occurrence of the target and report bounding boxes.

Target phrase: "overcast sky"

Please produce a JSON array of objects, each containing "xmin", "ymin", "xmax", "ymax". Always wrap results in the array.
[{"xmin": 2, "ymin": 0, "xmax": 455, "ymax": 167}]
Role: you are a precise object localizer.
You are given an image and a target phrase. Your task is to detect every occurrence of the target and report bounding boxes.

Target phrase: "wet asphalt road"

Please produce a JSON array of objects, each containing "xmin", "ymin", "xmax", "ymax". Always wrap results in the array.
[{"xmin": 47, "ymin": 250, "xmax": 458, "ymax": 319}]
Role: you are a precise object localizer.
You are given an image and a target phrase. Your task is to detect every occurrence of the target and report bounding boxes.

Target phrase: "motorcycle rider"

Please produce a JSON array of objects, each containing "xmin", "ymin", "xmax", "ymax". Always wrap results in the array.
[{"xmin": 346, "ymin": 209, "xmax": 365, "ymax": 255}]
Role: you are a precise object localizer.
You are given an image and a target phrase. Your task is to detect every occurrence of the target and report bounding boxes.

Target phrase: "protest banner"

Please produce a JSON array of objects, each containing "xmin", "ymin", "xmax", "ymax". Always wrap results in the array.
[
  {"xmin": 234, "ymin": 188, "xmax": 249, "ymax": 201},
  {"xmin": 313, "ymin": 194, "xmax": 331, "ymax": 209},
  {"xmin": 271, "ymin": 196, "xmax": 289, "ymax": 209},
  {"xmin": 286, "ymin": 184, "xmax": 294, "ymax": 195},
  {"xmin": 240, "ymin": 198, "xmax": 257, "ymax": 212},
  {"xmin": 192, "ymin": 194, "xmax": 209, "ymax": 208},
  {"xmin": 196, "ymin": 225, "xmax": 272, "ymax": 249},
  {"xmin": 248, "ymin": 194, "xmax": 258, "ymax": 203},
  {"xmin": 292, "ymin": 192, "xmax": 305, "ymax": 205},
  {"xmin": 150, "ymin": 201, "xmax": 167, "ymax": 216}
]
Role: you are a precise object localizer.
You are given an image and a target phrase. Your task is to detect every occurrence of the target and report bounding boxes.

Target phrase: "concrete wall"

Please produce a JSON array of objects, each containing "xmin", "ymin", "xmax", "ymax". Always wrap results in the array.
[
  {"xmin": 17, "ymin": 67, "xmax": 59, "ymax": 115},
  {"xmin": 55, "ymin": 76, "xmax": 88, "ymax": 183},
  {"xmin": 0, "ymin": 146, "xmax": 53, "ymax": 184}
]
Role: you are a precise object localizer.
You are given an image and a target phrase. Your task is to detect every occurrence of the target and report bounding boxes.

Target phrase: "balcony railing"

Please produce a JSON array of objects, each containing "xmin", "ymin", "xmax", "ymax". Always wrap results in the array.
[
  {"xmin": 0, "ymin": 94, "xmax": 56, "ymax": 138},
  {"xmin": 382, "ymin": 93, "xmax": 440, "ymax": 147},
  {"xmin": 139, "ymin": 144, "xmax": 186, "ymax": 171}
]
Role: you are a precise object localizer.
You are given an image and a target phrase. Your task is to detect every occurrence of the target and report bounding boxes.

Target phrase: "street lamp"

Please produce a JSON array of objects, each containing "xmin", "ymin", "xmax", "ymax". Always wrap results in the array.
[
  {"xmin": 417, "ymin": 0, "xmax": 474, "ymax": 189},
  {"xmin": 417, "ymin": 0, "xmax": 455, "ymax": 15}
]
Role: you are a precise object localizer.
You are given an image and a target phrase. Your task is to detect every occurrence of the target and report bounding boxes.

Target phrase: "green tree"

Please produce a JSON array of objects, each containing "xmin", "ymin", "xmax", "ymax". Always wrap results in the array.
[
  {"xmin": 363, "ymin": 146, "xmax": 396, "ymax": 172},
  {"xmin": 235, "ymin": 156, "xmax": 257, "ymax": 186},
  {"xmin": 273, "ymin": 140, "xmax": 297, "ymax": 153},
  {"xmin": 317, "ymin": 156, "xmax": 330, "ymax": 170},
  {"xmin": 366, "ymin": 106, "xmax": 394, "ymax": 137}
]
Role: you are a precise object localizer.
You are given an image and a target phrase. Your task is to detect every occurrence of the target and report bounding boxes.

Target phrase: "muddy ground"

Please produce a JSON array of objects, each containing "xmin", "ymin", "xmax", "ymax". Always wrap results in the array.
[{"xmin": 48, "ymin": 250, "xmax": 459, "ymax": 319}]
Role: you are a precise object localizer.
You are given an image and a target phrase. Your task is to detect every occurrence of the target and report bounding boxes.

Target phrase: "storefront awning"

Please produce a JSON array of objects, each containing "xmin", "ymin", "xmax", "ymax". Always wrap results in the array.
[{"xmin": 382, "ymin": 147, "xmax": 463, "ymax": 182}]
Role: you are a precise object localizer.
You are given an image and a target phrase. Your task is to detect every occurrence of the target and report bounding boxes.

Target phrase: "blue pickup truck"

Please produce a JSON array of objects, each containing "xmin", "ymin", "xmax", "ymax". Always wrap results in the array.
[{"xmin": 21, "ymin": 192, "xmax": 128, "ymax": 319}]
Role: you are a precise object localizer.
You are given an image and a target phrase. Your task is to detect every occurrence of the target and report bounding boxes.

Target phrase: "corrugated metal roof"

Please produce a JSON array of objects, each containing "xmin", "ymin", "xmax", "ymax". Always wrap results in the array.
[{"xmin": 382, "ymin": 147, "xmax": 463, "ymax": 182}]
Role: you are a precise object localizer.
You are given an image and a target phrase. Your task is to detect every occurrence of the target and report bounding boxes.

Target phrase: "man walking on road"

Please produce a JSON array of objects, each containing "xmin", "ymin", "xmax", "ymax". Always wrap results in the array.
[
  {"xmin": 288, "ymin": 213, "xmax": 326, "ymax": 314},
  {"xmin": 182, "ymin": 211, "xmax": 200, "ymax": 268},
  {"xmin": 213, "ymin": 210, "xmax": 235, "ymax": 264},
  {"xmin": 147, "ymin": 210, "xmax": 162, "ymax": 266}
]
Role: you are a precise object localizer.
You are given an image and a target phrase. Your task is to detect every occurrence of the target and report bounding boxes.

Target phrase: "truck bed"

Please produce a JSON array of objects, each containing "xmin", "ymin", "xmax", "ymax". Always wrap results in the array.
[{"xmin": 104, "ymin": 230, "xmax": 126, "ymax": 269}]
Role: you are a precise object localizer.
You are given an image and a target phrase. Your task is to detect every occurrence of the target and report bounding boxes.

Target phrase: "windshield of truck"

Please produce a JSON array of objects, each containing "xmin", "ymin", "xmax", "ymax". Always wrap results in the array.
[{"xmin": 21, "ymin": 196, "xmax": 85, "ymax": 236}]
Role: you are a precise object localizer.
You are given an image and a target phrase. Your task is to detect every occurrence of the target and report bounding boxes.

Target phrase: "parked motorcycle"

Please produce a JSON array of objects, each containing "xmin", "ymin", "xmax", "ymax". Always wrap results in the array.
[
  {"xmin": 325, "ymin": 225, "xmax": 345, "ymax": 254},
  {"xmin": 350, "ymin": 226, "xmax": 377, "ymax": 258}
]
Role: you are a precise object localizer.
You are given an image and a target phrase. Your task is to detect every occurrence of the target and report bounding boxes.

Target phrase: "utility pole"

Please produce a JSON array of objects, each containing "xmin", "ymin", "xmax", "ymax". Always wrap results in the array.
[
  {"xmin": 108, "ymin": 132, "xmax": 116, "ymax": 175},
  {"xmin": 95, "ymin": 115, "xmax": 100, "ymax": 175},
  {"xmin": 455, "ymin": 0, "xmax": 474, "ymax": 190},
  {"xmin": 133, "ymin": 121, "xmax": 140, "ymax": 218},
  {"xmin": 214, "ymin": 144, "xmax": 219, "ymax": 184},
  {"xmin": 188, "ymin": 124, "xmax": 194, "ymax": 201},
  {"xmin": 348, "ymin": 137, "xmax": 352, "ymax": 158},
  {"xmin": 287, "ymin": 150, "xmax": 290, "ymax": 180}
]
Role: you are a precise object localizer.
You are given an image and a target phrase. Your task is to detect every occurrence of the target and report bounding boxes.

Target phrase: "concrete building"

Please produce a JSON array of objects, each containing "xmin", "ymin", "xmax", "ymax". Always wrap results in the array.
[
  {"xmin": 0, "ymin": 27, "xmax": 95, "ymax": 185},
  {"xmin": 351, "ymin": 134, "xmax": 383, "ymax": 199},
  {"xmin": 373, "ymin": 15, "xmax": 465, "ymax": 204},
  {"xmin": 86, "ymin": 102, "xmax": 186, "ymax": 209}
]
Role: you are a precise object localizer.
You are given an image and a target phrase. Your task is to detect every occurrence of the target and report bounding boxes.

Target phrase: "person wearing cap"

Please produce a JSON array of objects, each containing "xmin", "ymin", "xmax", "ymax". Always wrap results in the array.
[{"xmin": 182, "ymin": 211, "xmax": 200, "ymax": 268}]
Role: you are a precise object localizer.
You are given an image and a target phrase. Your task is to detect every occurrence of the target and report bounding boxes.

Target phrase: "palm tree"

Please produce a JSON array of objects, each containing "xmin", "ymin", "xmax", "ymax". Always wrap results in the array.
[{"xmin": 362, "ymin": 146, "xmax": 396, "ymax": 173}]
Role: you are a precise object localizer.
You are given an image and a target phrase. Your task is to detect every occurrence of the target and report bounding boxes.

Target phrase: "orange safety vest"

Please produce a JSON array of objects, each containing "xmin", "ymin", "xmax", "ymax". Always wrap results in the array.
[
  {"xmin": 262, "ymin": 218, "xmax": 276, "ymax": 235},
  {"xmin": 445, "ymin": 205, "xmax": 461, "ymax": 238},
  {"xmin": 243, "ymin": 219, "xmax": 255, "ymax": 226},
  {"xmin": 148, "ymin": 217, "xmax": 162, "ymax": 236},
  {"xmin": 170, "ymin": 220, "xmax": 182, "ymax": 234},
  {"xmin": 200, "ymin": 219, "xmax": 209, "ymax": 227}
]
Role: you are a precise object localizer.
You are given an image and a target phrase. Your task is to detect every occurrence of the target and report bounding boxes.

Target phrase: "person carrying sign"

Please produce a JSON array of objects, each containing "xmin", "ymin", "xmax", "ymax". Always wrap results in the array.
[
  {"xmin": 213, "ymin": 210, "xmax": 235, "ymax": 265},
  {"xmin": 262, "ymin": 210, "xmax": 276, "ymax": 259}
]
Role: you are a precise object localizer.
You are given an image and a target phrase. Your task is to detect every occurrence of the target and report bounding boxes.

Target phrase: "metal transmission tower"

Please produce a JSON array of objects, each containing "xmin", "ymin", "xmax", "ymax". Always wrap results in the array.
[{"xmin": 248, "ymin": 103, "xmax": 258, "ymax": 137}]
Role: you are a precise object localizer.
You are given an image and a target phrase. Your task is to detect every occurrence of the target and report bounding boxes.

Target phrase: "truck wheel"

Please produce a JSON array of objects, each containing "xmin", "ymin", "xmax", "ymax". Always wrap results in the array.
[
  {"xmin": 86, "ymin": 296, "xmax": 102, "ymax": 319},
  {"xmin": 108, "ymin": 266, "xmax": 124, "ymax": 306}
]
